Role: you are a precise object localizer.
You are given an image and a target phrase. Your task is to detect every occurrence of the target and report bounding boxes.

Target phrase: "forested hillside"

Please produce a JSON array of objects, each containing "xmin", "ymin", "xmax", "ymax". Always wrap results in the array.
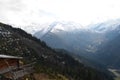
[{"xmin": 0, "ymin": 22, "xmax": 113, "ymax": 80}]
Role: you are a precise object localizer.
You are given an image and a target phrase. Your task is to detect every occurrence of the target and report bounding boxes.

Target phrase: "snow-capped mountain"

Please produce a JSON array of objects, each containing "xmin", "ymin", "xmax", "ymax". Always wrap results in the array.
[
  {"xmin": 89, "ymin": 19, "xmax": 120, "ymax": 33},
  {"xmin": 33, "ymin": 21, "xmax": 84, "ymax": 38},
  {"xmin": 88, "ymin": 19, "xmax": 120, "ymax": 42},
  {"xmin": 33, "ymin": 19, "xmax": 120, "ymax": 61},
  {"xmin": 33, "ymin": 21, "xmax": 107, "ymax": 58},
  {"xmin": 0, "ymin": 22, "xmax": 113, "ymax": 80},
  {"xmin": 14, "ymin": 19, "xmax": 120, "ymax": 58},
  {"xmin": 5, "ymin": 18, "xmax": 120, "ymax": 70},
  {"xmin": 50, "ymin": 21, "xmax": 83, "ymax": 32}
]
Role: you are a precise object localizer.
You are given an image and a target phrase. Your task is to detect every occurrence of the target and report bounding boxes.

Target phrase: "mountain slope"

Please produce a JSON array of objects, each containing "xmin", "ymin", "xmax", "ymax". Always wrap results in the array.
[
  {"xmin": 34, "ymin": 19, "xmax": 120, "ymax": 68},
  {"xmin": 0, "ymin": 22, "xmax": 113, "ymax": 80},
  {"xmin": 35, "ymin": 22, "xmax": 104, "ymax": 56},
  {"xmin": 87, "ymin": 20, "xmax": 120, "ymax": 69},
  {"xmin": 94, "ymin": 34, "xmax": 120, "ymax": 69}
]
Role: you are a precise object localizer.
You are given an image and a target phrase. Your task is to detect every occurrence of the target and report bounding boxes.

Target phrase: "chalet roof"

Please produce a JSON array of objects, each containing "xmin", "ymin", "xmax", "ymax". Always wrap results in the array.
[{"xmin": 0, "ymin": 54, "xmax": 23, "ymax": 59}]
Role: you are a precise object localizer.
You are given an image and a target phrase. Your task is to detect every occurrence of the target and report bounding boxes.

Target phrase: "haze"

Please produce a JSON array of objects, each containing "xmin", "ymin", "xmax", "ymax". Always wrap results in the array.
[{"xmin": 0, "ymin": 0, "xmax": 120, "ymax": 26}]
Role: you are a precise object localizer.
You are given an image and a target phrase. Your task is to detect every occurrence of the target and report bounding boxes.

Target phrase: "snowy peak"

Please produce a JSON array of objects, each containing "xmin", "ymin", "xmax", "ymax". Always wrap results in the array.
[
  {"xmin": 14, "ymin": 23, "xmax": 51, "ymax": 34},
  {"xmin": 17, "ymin": 21, "xmax": 83, "ymax": 37},
  {"xmin": 50, "ymin": 21, "xmax": 83, "ymax": 32},
  {"xmin": 34, "ymin": 21, "xmax": 84, "ymax": 38},
  {"xmin": 89, "ymin": 19, "xmax": 120, "ymax": 32}
]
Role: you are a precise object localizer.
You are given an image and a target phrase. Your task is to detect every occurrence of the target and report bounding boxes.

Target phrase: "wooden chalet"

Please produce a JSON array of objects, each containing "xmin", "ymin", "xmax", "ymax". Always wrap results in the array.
[{"xmin": 0, "ymin": 54, "xmax": 35, "ymax": 80}]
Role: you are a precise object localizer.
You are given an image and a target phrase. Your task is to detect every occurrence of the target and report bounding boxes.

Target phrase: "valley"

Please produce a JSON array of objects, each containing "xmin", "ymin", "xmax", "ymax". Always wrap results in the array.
[
  {"xmin": 0, "ymin": 0, "xmax": 120, "ymax": 80},
  {"xmin": 0, "ymin": 22, "xmax": 113, "ymax": 80},
  {"xmin": 109, "ymin": 69, "xmax": 120, "ymax": 80},
  {"xmin": 32, "ymin": 19, "xmax": 120, "ymax": 70},
  {"xmin": 0, "ymin": 16, "xmax": 120, "ymax": 80}
]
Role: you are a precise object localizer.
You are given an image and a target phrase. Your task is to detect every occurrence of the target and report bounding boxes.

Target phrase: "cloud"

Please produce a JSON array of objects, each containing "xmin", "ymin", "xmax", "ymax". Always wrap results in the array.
[
  {"xmin": 0, "ymin": 0, "xmax": 57, "ymax": 26},
  {"xmin": 0, "ymin": 0, "xmax": 120, "ymax": 26}
]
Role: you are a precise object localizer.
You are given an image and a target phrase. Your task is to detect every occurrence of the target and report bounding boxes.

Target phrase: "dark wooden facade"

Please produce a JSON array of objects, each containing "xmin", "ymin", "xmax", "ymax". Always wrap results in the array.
[
  {"xmin": 0, "ymin": 58, "xmax": 19, "ymax": 71},
  {"xmin": 0, "ymin": 55, "xmax": 34, "ymax": 80}
]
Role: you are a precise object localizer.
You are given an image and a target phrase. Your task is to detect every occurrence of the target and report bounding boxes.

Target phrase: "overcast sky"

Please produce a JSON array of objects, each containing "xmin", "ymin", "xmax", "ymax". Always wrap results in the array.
[{"xmin": 0, "ymin": 0, "xmax": 120, "ymax": 26}]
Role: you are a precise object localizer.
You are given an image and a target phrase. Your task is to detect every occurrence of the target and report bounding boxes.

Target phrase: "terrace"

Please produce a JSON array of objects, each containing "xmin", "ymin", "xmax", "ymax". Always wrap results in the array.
[{"xmin": 0, "ymin": 54, "xmax": 35, "ymax": 80}]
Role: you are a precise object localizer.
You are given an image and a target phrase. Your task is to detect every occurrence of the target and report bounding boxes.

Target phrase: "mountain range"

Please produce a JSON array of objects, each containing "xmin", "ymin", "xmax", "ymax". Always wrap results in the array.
[
  {"xmin": 31, "ymin": 19, "xmax": 120, "ymax": 70},
  {"xmin": 0, "ymin": 22, "xmax": 113, "ymax": 80}
]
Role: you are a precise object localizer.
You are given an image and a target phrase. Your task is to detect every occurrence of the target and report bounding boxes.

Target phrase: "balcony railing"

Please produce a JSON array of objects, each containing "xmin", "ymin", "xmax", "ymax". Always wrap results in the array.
[
  {"xmin": 0, "ymin": 66, "xmax": 17, "ymax": 74},
  {"xmin": 0, "ymin": 62, "xmax": 35, "ymax": 79},
  {"xmin": 12, "ymin": 66, "xmax": 34, "ymax": 79}
]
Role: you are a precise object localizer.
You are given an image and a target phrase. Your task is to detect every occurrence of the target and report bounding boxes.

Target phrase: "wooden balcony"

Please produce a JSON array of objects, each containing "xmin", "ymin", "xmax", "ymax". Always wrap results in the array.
[
  {"xmin": 12, "ymin": 66, "xmax": 34, "ymax": 79},
  {"xmin": 0, "ymin": 62, "xmax": 35, "ymax": 80},
  {"xmin": 0, "ymin": 66, "xmax": 17, "ymax": 74}
]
